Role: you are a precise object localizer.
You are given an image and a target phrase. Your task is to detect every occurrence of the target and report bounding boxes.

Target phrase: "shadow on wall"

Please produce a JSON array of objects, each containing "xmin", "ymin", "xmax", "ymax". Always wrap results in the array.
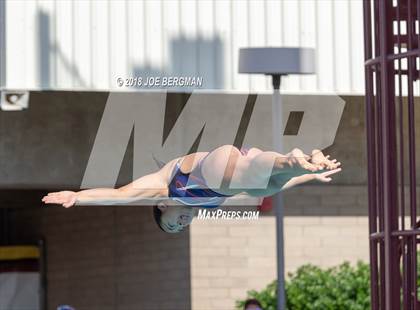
[
  {"xmin": 37, "ymin": 10, "xmax": 88, "ymax": 88},
  {"xmin": 133, "ymin": 36, "xmax": 224, "ymax": 90},
  {"xmin": 37, "ymin": 8, "xmax": 224, "ymax": 90},
  {"xmin": 38, "ymin": 11, "xmax": 50, "ymax": 88}
]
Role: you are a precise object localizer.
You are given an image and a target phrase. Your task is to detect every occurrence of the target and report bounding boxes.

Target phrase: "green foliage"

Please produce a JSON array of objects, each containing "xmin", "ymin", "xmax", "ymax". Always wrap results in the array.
[
  {"xmin": 236, "ymin": 261, "xmax": 370, "ymax": 310},
  {"xmin": 236, "ymin": 280, "xmax": 277, "ymax": 310}
]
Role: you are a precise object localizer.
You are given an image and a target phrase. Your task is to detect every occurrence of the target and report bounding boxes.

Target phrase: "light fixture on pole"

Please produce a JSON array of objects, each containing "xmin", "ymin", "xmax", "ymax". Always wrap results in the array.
[{"xmin": 238, "ymin": 47, "xmax": 315, "ymax": 310}]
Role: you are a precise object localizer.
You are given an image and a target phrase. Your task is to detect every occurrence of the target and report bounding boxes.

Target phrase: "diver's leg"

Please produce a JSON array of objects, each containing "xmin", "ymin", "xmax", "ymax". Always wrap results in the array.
[
  {"xmin": 198, "ymin": 145, "xmax": 244, "ymax": 194},
  {"xmin": 200, "ymin": 146, "xmax": 319, "ymax": 195}
]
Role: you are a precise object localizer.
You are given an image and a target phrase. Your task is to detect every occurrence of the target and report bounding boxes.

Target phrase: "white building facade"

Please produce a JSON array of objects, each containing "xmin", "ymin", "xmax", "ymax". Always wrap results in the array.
[{"xmin": 1, "ymin": 0, "xmax": 364, "ymax": 94}]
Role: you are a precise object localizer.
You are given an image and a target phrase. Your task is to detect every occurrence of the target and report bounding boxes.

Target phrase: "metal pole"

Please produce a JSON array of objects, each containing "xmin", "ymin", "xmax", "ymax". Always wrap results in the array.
[{"xmin": 272, "ymin": 74, "xmax": 286, "ymax": 310}]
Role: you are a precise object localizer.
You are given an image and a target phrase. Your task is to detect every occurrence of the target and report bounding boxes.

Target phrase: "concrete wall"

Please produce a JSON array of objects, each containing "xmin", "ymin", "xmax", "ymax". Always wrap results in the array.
[
  {"xmin": 9, "ymin": 206, "xmax": 191, "ymax": 310},
  {"xmin": 7, "ymin": 186, "xmax": 370, "ymax": 310},
  {"xmin": 190, "ymin": 217, "xmax": 277, "ymax": 310},
  {"xmin": 0, "ymin": 91, "xmax": 345, "ymax": 191},
  {"xmin": 189, "ymin": 184, "xmax": 369, "ymax": 310},
  {"xmin": 188, "ymin": 97, "xmax": 372, "ymax": 309}
]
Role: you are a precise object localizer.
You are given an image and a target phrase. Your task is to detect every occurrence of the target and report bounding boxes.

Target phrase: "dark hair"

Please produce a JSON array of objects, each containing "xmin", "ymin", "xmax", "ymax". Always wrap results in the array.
[
  {"xmin": 153, "ymin": 205, "xmax": 166, "ymax": 232},
  {"xmin": 153, "ymin": 204, "xmax": 187, "ymax": 233},
  {"xmin": 244, "ymin": 299, "xmax": 263, "ymax": 309}
]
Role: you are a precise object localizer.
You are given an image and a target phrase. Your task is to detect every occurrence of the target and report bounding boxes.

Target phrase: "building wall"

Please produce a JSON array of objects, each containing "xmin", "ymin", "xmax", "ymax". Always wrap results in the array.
[
  {"xmin": 0, "ymin": 0, "xmax": 5, "ymax": 88},
  {"xmin": 9, "ymin": 206, "xmax": 192, "ymax": 310},
  {"xmin": 7, "ymin": 94, "xmax": 420, "ymax": 309},
  {"xmin": 0, "ymin": 91, "xmax": 346, "ymax": 190},
  {"xmin": 8, "ymin": 186, "xmax": 370, "ymax": 310},
  {"xmin": 190, "ymin": 184, "xmax": 369, "ymax": 310},
  {"xmin": 3, "ymin": 0, "xmax": 365, "ymax": 93},
  {"xmin": 190, "ymin": 216, "xmax": 277, "ymax": 310},
  {"xmin": 189, "ymin": 95, "xmax": 372, "ymax": 309},
  {"xmin": 5, "ymin": 94, "xmax": 375, "ymax": 310}
]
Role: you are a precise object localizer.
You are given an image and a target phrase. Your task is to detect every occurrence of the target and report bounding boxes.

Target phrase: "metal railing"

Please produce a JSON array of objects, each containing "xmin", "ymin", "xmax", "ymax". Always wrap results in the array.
[{"xmin": 364, "ymin": 1, "xmax": 420, "ymax": 309}]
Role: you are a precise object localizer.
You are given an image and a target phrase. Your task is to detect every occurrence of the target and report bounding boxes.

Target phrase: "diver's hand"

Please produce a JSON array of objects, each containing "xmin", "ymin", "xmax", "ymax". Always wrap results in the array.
[
  {"xmin": 313, "ymin": 168, "xmax": 342, "ymax": 183},
  {"xmin": 42, "ymin": 191, "xmax": 77, "ymax": 208},
  {"xmin": 311, "ymin": 149, "xmax": 341, "ymax": 170},
  {"xmin": 287, "ymin": 148, "xmax": 323, "ymax": 173}
]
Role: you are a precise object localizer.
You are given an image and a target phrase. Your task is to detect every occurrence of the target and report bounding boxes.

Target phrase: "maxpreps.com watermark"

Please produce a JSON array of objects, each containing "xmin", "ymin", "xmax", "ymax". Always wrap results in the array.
[
  {"xmin": 116, "ymin": 76, "xmax": 203, "ymax": 88},
  {"xmin": 197, "ymin": 209, "xmax": 260, "ymax": 220}
]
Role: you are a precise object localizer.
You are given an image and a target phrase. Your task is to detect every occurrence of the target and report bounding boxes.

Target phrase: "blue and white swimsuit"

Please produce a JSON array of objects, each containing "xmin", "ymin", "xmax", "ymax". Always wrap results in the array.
[
  {"xmin": 167, "ymin": 148, "xmax": 249, "ymax": 208},
  {"xmin": 168, "ymin": 155, "xmax": 231, "ymax": 208}
]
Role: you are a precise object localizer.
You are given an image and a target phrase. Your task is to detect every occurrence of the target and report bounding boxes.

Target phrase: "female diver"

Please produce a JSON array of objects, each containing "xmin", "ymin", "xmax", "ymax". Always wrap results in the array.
[{"xmin": 42, "ymin": 145, "xmax": 341, "ymax": 233}]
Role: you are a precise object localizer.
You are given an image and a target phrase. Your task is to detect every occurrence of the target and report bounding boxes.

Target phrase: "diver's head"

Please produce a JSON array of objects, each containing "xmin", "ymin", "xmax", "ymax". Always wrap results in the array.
[{"xmin": 153, "ymin": 201, "xmax": 195, "ymax": 233}]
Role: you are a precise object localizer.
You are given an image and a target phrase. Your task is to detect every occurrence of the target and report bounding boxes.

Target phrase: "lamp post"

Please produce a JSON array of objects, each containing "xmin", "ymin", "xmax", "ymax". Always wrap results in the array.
[{"xmin": 238, "ymin": 47, "xmax": 315, "ymax": 310}]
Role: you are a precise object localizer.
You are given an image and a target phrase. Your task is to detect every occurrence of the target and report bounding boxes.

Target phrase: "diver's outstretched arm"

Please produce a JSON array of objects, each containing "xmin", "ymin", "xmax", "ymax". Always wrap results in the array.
[
  {"xmin": 233, "ymin": 148, "xmax": 341, "ymax": 196},
  {"xmin": 280, "ymin": 168, "xmax": 342, "ymax": 191},
  {"xmin": 247, "ymin": 148, "xmax": 322, "ymax": 178},
  {"xmin": 42, "ymin": 172, "xmax": 169, "ymax": 208},
  {"xmin": 42, "ymin": 155, "xmax": 185, "ymax": 208},
  {"xmin": 266, "ymin": 149, "xmax": 341, "ymax": 191},
  {"xmin": 239, "ymin": 148, "xmax": 324, "ymax": 191}
]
